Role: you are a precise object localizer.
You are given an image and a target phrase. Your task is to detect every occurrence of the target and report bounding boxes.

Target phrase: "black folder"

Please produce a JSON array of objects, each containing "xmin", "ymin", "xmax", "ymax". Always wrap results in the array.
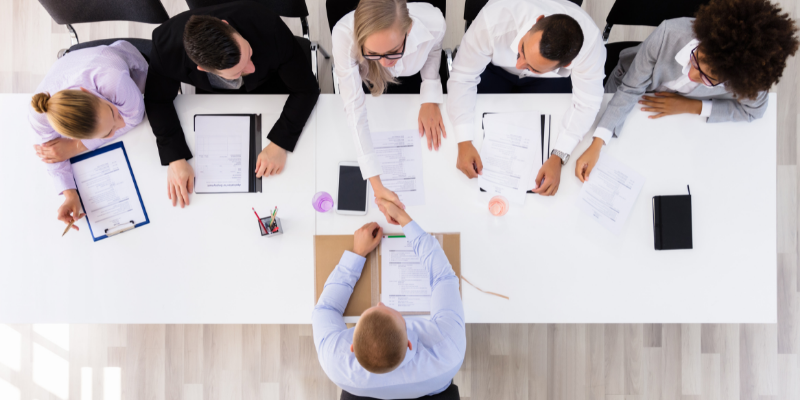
[
  {"xmin": 652, "ymin": 194, "xmax": 693, "ymax": 250},
  {"xmin": 193, "ymin": 114, "xmax": 262, "ymax": 193}
]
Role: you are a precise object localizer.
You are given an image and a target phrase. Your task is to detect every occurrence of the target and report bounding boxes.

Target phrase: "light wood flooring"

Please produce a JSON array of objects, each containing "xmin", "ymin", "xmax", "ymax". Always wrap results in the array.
[{"xmin": 1, "ymin": 0, "xmax": 799, "ymax": 399}]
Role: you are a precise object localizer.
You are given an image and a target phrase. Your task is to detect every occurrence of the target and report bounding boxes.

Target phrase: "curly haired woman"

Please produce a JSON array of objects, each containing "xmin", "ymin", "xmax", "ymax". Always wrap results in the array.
[{"xmin": 574, "ymin": 0, "xmax": 798, "ymax": 182}]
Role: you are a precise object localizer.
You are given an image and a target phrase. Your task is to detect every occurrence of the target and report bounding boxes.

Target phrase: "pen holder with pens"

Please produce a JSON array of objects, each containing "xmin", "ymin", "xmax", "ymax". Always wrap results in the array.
[{"xmin": 259, "ymin": 217, "xmax": 283, "ymax": 237}]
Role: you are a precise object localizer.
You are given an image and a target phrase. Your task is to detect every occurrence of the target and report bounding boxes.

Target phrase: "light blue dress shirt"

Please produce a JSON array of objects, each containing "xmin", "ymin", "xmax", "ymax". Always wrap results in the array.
[{"xmin": 312, "ymin": 221, "xmax": 466, "ymax": 399}]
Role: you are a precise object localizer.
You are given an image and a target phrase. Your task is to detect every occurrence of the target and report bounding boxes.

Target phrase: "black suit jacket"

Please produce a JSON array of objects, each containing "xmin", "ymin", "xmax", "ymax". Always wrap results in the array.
[{"xmin": 144, "ymin": 1, "xmax": 320, "ymax": 165}]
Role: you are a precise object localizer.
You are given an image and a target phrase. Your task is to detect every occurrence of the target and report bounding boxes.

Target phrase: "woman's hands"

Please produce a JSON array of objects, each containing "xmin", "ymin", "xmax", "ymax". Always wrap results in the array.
[
  {"xmin": 58, "ymin": 189, "xmax": 85, "ymax": 231},
  {"xmin": 575, "ymin": 138, "xmax": 604, "ymax": 182},
  {"xmin": 255, "ymin": 142, "xmax": 287, "ymax": 178},
  {"xmin": 639, "ymin": 92, "xmax": 703, "ymax": 119},
  {"xmin": 376, "ymin": 198, "xmax": 412, "ymax": 227},
  {"xmin": 34, "ymin": 138, "xmax": 87, "ymax": 163},
  {"xmin": 418, "ymin": 103, "xmax": 447, "ymax": 151}
]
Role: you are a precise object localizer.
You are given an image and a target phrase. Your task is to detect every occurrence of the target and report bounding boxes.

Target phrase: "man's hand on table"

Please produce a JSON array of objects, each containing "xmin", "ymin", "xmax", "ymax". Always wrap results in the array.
[
  {"xmin": 456, "ymin": 141, "xmax": 483, "ymax": 179},
  {"xmin": 255, "ymin": 142, "xmax": 287, "ymax": 178},
  {"xmin": 353, "ymin": 222, "xmax": 383, "ymax": 257},
  {"xmin": 168, "ymin": 159, "xmax": 194, "ymax": 208},
  {"xmin": 532, "ymin": 154, "xmax": 563, "ymax": 196}
]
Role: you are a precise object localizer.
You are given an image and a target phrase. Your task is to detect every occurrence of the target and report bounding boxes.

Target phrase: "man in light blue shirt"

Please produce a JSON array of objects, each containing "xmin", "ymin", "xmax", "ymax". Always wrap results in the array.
[{"xmin": 312, "ymin": 200, "xmax": 465, "ymax": 399}]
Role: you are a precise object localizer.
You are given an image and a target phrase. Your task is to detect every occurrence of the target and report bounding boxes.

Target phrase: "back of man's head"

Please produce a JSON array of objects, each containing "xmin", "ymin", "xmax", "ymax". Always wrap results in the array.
[
  {"xmin": 530, "ymin": 14, "xmax": 584, "ymax": 67},
  {"xmin": 353, "ymin": 309, "xmax": 407, "ymax": 374},
  {"xmin": 183, "ymin": 15, "xmax": 241, "ymax": 71}
]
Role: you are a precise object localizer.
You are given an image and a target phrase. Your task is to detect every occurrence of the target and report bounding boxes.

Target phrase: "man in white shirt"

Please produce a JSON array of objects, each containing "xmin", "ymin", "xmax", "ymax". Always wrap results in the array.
[{"xmin": 447, "ymin": 0, "xmax": 605, "ymax": 196}]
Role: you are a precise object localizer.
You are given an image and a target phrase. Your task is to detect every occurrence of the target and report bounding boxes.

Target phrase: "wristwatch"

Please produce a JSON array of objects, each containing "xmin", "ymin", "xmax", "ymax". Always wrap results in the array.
[{"xmin": 551, "ymin": 149, "xmax": 570, "ymax": 165}]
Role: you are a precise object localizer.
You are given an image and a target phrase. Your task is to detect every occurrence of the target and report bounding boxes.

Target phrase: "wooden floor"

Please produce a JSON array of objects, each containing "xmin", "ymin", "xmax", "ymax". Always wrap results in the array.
[{"xmin": 1, "ymin": 0, "xmax": 798, "ymax": 399}]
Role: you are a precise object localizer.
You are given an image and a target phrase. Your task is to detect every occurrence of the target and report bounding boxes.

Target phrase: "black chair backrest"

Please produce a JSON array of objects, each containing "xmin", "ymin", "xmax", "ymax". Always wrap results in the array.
[
  {"xmin": 185, "ymin": 0, "xmax": 309, "ymax": 18},
  {"xmin": 38, "ymin": 0, "xmax": 168, "ymax": 25},
  {"xmin": 464, "ymin": 0, "xmax": 583, "ymax": 24},
  {"xmin": 326, "ymin": 0, "xmax": 446, "ymax": 33},
  {"xmin": 606, "ymin": 0, "xmax": 709, "ymax": 27}
]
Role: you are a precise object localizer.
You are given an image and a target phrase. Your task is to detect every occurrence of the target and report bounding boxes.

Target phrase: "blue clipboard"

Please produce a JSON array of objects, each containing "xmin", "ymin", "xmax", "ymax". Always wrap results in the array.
[{"xmin": 69, "ymin": 142, "xmax": 149, "ymax": 242}]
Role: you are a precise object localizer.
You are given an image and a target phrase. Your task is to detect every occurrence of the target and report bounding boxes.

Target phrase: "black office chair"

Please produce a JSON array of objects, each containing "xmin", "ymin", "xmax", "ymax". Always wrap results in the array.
[
  {"xmin": 325, "ymin": 0, "xmax": 453, "ymax": 94},
  {"xmin": 186, "ymin": 0, "xmax": 331, "ymax": 82},
  {"xmin": 602, "ymin": 0, "xmax": 710, "ymax": 85},
  {"xmin": 463, "ymin": 0, "xmax": 583, "ymax": 32},
  {"xmin": 38, "ymin": 0, "xmax": 169, "ymax": 61}
]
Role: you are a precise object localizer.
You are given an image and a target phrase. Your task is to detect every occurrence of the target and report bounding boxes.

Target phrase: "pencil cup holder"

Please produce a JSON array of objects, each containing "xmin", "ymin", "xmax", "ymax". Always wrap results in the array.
[{"xmin": 259, "ymin": 217, "xmax": 283, "ymax": 237}]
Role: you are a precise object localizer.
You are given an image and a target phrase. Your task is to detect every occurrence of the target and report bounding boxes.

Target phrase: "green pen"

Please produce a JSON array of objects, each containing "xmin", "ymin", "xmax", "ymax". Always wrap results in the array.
[{"xmin": 387, "ymin": 235, "xmax": 405, "ymax": 238}]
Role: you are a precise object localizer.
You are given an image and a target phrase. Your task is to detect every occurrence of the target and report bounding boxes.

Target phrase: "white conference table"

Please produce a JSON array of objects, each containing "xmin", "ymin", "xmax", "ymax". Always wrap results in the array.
[{"xmin": 0, "ymin": 93, "xmax": 776, "ymax": 323}]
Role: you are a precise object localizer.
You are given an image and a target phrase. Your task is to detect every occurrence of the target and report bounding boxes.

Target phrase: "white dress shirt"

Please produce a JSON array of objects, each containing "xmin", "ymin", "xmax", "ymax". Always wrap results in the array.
[
  {"xmin": 593, "ymin": 39, "xmax": 713, "ymax": 144},
  {"xmin": 446, "ymin": 0, "xmax": 606, "ymax": 156},
  {"xmin": 332, "ymin": 2, "xmax": 446, "ymax": 179}
]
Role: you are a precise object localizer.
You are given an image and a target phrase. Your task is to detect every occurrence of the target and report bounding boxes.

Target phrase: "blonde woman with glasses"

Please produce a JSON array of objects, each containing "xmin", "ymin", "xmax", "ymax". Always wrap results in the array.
[{"xmin": 332, "ymin": 0, "xmax": 446, "ymax": 222}]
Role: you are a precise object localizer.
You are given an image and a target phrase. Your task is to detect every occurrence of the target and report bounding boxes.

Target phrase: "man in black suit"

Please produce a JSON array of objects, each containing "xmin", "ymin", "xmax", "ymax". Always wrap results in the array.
[{"xmin": 145, "ymin": 1, "xmax": 320, "ymax": 207}]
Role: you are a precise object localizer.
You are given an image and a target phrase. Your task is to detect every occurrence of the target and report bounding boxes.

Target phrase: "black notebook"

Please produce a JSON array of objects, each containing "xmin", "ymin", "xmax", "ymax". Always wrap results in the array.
[
  {"xmin": 193, "ymin": 114, "xmax": 262, "ymax": 193},
  {"xmin": 652, "ymin": 194, "xmax": 693, "ymax": 250}
]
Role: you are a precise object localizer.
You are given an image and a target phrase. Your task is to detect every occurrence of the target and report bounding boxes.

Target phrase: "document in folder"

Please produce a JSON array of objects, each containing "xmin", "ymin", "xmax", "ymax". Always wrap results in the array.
[
  {"xmin": 380, "ymin": 236, "xmax": 431, "ymax": 313},
  {"xmin": 193, "ymin": 114, "xmax": 261, "ymax": 193},
  {"xmin": 478, "ymin": 114, "xmax": 542, "ymax": 204},
  {"xmin": 70, "ymin": 142, "xmax": 149, "ymax": 241}
]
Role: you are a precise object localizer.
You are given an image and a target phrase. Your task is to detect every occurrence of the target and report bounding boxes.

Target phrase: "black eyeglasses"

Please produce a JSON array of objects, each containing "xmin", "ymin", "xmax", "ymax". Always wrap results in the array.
[
  {"xmin": 362, "ymin": 34, "xmax": 407, "ymax": 61},
  {"xmin": 690, "ymin": 47, "xmax": 722, "ymax": 87}
]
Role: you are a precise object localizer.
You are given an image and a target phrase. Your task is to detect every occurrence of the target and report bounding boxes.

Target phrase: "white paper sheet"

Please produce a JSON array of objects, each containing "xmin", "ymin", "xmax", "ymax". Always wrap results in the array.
[
  {"xmin": 483, "ymin": 112, "xmax": 551, "ymax": 166},
  {"xmin": 71, "ymin": 147, "xmax": 146, "ymax": 240},
  {"xmin": 577, "ymin": 152, "xmax": 646, "ymax": 235},
  {"xmin": 478, "ymin": 118, "xmax": 542, "ymax": 205},
  {"xmin": 370, "ymin": 129, "xmax": 426, "ymax": 206},
  {"xmin": 380, "ymin": 236, "xmax": 431, "ymax": 313},
  {"xmin": 194, "ymin": 115, "xmax": 251, "ymax": 193}
]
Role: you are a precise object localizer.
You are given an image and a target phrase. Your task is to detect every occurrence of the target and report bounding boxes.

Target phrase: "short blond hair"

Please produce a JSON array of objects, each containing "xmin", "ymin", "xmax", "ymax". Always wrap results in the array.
[
  {"xmin": 31, "ymin": 90, "xmax": 100, "ymax": 139},
  {"xmin": 354, "ymin": 0, "xmax": 412, "ymax": 96},
  {"xmin": 353, "ymin": 310, "xmax": 406, "ymax": 373}
]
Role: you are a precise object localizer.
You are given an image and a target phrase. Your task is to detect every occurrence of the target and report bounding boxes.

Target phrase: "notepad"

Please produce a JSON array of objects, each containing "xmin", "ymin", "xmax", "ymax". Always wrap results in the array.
[
  {"xmin": 653, "ymin": 194, "xmax": 693, "ymax": 250},
  {"xmin": 70, "ymin": 142, "xmax": 149, "ymax": 241},
  {"xmin": 193, "ymin": 114, "xmax": 262, "ymax": 193},
  {"xmin": 380, "ymin": 236, "xmax": 431, "ymax": 313}
]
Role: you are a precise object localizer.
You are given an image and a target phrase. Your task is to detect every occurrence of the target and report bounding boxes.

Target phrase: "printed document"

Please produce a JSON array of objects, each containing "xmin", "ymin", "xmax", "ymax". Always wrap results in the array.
[
  {"xmin": 370, "ymin": 129, "xmax": 425, "ymax": 206},
  {"xmin": 478, "ymin": 117, "xmax": 542, "ymax": 205},
  {"xmin": 577, "ymin": 152, "xmax": 646, "ymax": 235},
  {"xmin": 380, "ymin": 236, "xmax": 431, "ymax": 313},
  {"xmin": 71, "ymin": 147, "xmax": 146, "ymax": 239},
  {"xmin": 194, "ymin": 115, "xmax": 251, "ymax": 193}
]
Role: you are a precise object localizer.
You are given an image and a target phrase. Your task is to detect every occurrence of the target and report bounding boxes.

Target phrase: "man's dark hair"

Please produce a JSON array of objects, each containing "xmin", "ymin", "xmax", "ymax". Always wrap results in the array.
[
  {"xmin": 183, "ymin": 15, "xmax": 242, "ymax": 71},
  {"xmin": 530, "ymin": 14, "xmax": 584, "ymax": 67},
  {"xmin": 693, "ymin": 0, "xmax": 799, "ymax": 100}
]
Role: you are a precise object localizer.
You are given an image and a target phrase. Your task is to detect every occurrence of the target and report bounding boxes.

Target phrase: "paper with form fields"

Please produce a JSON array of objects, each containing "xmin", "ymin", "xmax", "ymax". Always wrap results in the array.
[
  {"xmin": 577, "ymin": 153, "xmax": 646, "ymax": 235},
  {"xmin": 380, "ymin": 236, "xmax": 431, "ymax": 313},
  {"xmin": 194, "ymin": 115, "xmax": 251, "ymax": 193},
  {"xmin": 370, "ymin": 129, "xmax": 425, "ymax": 206},
  {"xmin": 71, "ymin": 147, "xmax": 146, "ymax": 240},
  {"xmin": 478, "ymin": 116, "xmax": 542, "ymax": 204}
]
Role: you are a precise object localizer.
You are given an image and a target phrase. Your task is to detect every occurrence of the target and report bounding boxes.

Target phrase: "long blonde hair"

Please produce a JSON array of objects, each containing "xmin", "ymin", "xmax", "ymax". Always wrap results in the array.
[
  {"xmin": 354, "ymin": 0, "xmax": 412, "ymax": 96},
  {"xmin": 31, "ymin": 90, "xmax": 100, "ymax": 139}
]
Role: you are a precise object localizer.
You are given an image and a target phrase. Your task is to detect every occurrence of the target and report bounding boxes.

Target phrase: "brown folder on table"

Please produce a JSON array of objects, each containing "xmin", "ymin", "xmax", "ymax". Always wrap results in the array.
[{"xmin": 314, "ymin": 233, "xmax": 461, "ymax": 317}]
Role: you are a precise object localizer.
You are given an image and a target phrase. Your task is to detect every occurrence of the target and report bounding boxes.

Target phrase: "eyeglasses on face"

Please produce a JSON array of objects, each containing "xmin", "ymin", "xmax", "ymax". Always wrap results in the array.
[
  {"xmin": 362, "ymin": 34, "xmax": 407, "ymax": 61},
  {"xmin": 690, "ymin": 47, "xmax": 722, "ymax": 87}
]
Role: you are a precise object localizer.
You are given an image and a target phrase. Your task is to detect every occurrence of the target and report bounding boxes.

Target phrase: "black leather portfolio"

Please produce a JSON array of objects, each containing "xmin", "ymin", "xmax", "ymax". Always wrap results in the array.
[{"xmin": 652, "ymin": 193, "xmax": 693, "ymax": 250}]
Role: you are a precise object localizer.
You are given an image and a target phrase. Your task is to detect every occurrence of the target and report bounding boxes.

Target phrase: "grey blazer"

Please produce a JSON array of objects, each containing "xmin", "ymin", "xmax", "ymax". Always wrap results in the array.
[{"xmin": 599, "ymin": 18, "xmax": 768, "ymax": 137}]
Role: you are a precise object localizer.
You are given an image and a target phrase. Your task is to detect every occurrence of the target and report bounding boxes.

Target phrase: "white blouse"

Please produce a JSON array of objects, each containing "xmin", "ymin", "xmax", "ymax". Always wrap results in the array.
[{"xmin": 332, "ymin": 2, "xmax": 446, "ymax": 179}]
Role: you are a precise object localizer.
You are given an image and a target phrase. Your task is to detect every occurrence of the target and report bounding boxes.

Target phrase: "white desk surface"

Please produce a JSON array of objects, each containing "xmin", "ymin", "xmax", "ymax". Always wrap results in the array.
[
  {"xmin": 316, "ymin": 93, "xmax": 776, "ymax": 324},
  {"xmin": 0, "ymin": 93, "xmax": 776, "ymax": 323}
]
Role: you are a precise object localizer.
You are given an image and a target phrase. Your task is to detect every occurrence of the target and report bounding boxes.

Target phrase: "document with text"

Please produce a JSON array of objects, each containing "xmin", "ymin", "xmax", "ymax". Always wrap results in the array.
[
  {"xmin": 478, "ymin": 117, "xmax": 542, "ymax": 205},
  {"xmin": 194, "ymin": 115, "xmax": 251, "ymax": 193},
  {"xmin": 577, "ymin": 152, "xmax": 646, "ymax": 235},
  {"xmin": 380, "ymin": 236, "xmax": 431, "ymax": 313},
  {"xmin": 71, "ymin": 146, "xmax": 147, "ymax": 240},
  {"xmin": 370, "ymin": 129, "xmax": 425, "ymax": 206}
]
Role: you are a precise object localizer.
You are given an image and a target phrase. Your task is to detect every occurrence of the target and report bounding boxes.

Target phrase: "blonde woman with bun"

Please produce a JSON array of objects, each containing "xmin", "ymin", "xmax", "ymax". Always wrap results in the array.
[
  {"xmin": 29, "ymin": 40, "xmax": 148, "ymax": 232},
  {"xmin": 332, "ymin": 0, "xmax": 446, "ymax": 223}
]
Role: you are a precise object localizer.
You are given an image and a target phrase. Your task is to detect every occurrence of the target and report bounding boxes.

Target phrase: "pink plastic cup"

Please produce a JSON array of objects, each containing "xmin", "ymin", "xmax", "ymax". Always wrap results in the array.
[{"xmin": 488, "ymin": 196, "xmax": 509, "ymax": 216}]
